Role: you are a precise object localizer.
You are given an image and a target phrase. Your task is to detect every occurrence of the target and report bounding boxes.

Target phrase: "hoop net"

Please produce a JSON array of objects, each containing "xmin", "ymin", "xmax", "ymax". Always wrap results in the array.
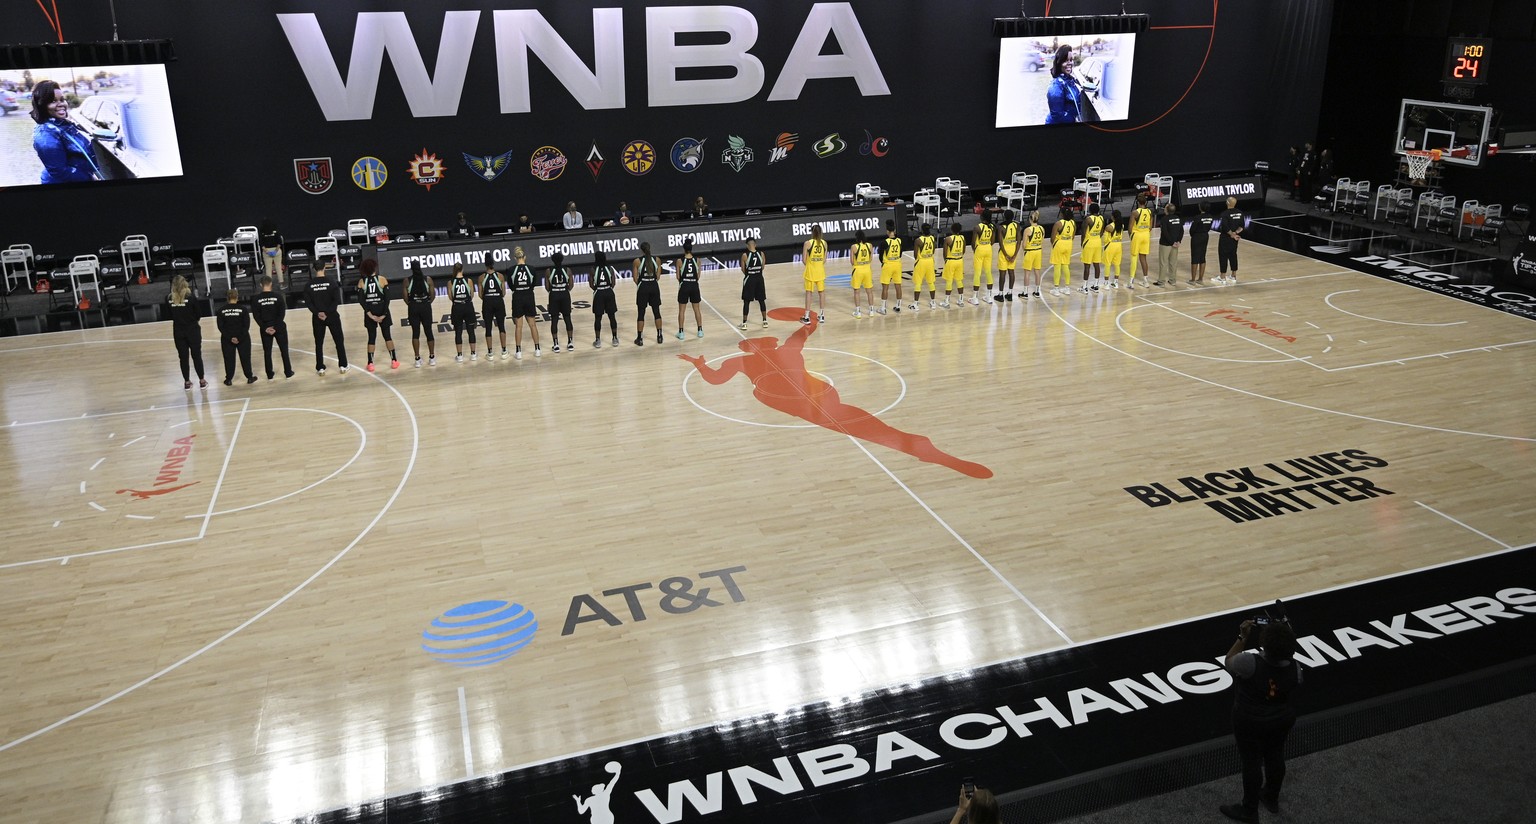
[{"xmin": 1405, "ymin": 150, "xmax": 1437, "ymax": 181}]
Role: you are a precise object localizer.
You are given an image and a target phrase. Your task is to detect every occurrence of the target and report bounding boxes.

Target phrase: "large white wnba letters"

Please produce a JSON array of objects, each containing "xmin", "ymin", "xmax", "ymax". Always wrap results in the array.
[
  {"xmin": 645, "ymin": 6, "xmax": 766, "ymax": 107},
  {"xmin": 494, "ymin": 9, "xmax": 626, "ymax": 113}
]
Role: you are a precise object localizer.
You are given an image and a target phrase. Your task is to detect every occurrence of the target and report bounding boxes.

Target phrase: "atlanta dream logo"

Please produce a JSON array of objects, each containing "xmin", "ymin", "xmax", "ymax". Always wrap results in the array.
[{"xmin": 293, "ymin": 157, "xmax": 333, "ymax": 194}]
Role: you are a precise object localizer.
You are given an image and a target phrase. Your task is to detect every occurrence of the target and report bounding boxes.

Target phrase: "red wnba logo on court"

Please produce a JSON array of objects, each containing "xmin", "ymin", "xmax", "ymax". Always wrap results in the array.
[
  {"xmin": 1204, "ymin": 308, "xmax": 1297, "ymax": 343},
  {"xmin": 116, "ymin": 435, "xmax": 200, "ymax": 499}
]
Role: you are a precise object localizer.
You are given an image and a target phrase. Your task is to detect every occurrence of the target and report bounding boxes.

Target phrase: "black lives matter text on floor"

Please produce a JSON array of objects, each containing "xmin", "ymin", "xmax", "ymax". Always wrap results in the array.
[{"xmin": 1124, "ymin": 448, "xmax": 1392, "ymax": 523}]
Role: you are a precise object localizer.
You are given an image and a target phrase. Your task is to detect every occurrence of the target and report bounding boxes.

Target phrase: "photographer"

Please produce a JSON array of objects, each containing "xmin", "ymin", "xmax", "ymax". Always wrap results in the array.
[
  {"xmin": 947, "ymin": 784, "xmax": 999, "ymax": 824},
  {"xmin": 1220, "ymin": 617, "xmax": 1301, "ymax": 823}
]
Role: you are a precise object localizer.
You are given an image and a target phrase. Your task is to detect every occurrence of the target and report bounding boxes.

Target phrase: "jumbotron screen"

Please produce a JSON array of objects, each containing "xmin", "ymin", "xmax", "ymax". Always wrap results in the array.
[
  {"xmin": 995, "ymin": 34, "xmax": 1137, "ymax": 128},
  {"xmin": 0, "ymin": 63, "xmax": 184, "ymax": 188}
]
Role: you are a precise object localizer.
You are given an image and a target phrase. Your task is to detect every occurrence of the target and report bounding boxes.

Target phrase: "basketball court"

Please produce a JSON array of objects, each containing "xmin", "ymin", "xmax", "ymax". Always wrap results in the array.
[{"xmin": 1, "ymin": 227, "xmax": 1533, "ymax": 823}]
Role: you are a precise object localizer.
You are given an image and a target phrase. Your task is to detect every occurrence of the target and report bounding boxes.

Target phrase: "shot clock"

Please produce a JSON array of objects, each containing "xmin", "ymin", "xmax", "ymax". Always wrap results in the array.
[{"xmin": 1444, "ymin": 37, "xmax": 1491, "ymax": 85}]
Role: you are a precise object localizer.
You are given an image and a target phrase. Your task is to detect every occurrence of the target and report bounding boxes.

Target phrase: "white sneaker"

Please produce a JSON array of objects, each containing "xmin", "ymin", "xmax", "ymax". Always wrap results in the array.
[
  {"xmin": 514, "ymin": 349, "xmax": 522, "ymax": 360},
  {"xmin": 817, "ymin": 313, "xmax": 825, "ymax": 323},
  {"xmin": 534, "ymin": 346, "xmax": 542, "ymax": 357},
  {"xmin": 471, "ymin": 352, "xmax": 479, "ymax": 361},
  {"xmin": 939, "ymin": 299, "xmax": 950, "ymax": 308},
  {"xmin": 1078, "ymin": 285, "xmax": 1088, "ymax": 293},
  {"xmin": 876, "ymin": 306, "xmax": 887, "ymax": 315},
  {"xmin": 455, "ymin": 354, "xmax": 464, "ymax": 363},
  {"xmin": 929, "ymin": 300, "xmax": 936, "ymax": 309},
  {"xmin": 910, "ymin": 302, "xmax": 919, "ymax": 312},
  {"xmin": 981, "ymin": 295, "xmax": 992, "ymax": 304},
  {"xmin": 414, "ymin": 358, "xmax": 422, "ymax": 368},
  {"xmin": 339, "ymin": 365, "xmax": 349, "ymax": 374},
  {"xmin": 1127, "ymin": 281, "xmax": 1136, "ymax": 290},
  {"xmin": 739, "ymin": 321, "xmax": 748, "ymax": 330},
  {"xmin": 428, "ymin": 356, "xmax": 436, "ymax": 366},
  {"xmin": 853, "ymin": 309, "xmax": 862, "ymax": 318},
  {"xmin": 501, "ymin": 349, "xmax": 509, "ymax": 360},
  {"xmin": 969, "ymin": 296, "xmax": 980, "ymax": 305}
]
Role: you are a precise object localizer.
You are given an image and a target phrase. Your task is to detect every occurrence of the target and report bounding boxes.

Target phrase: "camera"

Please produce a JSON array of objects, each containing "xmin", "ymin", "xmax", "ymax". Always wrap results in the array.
[{"xmin": 1251, "ymin": 599, "xmax": 1288, "ymax": 626}]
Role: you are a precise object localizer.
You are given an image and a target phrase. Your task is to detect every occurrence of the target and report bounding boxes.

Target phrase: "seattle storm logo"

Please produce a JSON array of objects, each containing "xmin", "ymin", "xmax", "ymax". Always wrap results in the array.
[{"xmin": 720, "ymin": 135, "xmax": 754, "ymax": 172}]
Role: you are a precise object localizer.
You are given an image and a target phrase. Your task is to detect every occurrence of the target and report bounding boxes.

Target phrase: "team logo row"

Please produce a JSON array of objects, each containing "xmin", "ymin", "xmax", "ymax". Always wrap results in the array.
[{"xmin": 292, "ymin": 130, "xmax": 890, "ymax": 195}]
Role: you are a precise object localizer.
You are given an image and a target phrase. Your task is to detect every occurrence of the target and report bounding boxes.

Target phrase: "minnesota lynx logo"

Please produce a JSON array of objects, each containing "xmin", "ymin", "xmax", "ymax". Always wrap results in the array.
[{"xmin": 721, "ymin": 135, "xmax": 754, "ymax": 172}]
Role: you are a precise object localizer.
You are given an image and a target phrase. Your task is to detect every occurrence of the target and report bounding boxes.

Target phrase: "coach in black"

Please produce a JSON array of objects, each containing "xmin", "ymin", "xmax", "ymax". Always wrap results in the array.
[
  {"xmin": 306, "ymin": 259, "xmax": 349, "ymax": 374},
  {"xmin": 1155, "ymin": 203, "xmax": 1183, "ymax": 287},
  {"xmin": 216, "ymin": 289, "xmax": 258, "ymax": 386},
  {"xmin": 253, "ymin": 276, "xmax": 294, "ymax": 379},
  {"xmin": 1216, "ymin": 196, "xmax": 1245, "ymax": 285}
]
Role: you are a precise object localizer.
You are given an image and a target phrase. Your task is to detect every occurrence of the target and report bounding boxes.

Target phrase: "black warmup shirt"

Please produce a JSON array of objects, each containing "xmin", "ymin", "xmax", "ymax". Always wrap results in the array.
[
  {"xmin": 305, "ymin": 275, "xmax": 340, "ymax": 315},
  {"xmin": 216, "ymin": 303, "xmax": 252, "ymax": 337},
  {"xmin": 253, "ymin": 292, "xmax": 286, "ymax": 328},
  {"xmin": 1158, "ymin": 213, "xmax": 1185, "ymax": 246}
]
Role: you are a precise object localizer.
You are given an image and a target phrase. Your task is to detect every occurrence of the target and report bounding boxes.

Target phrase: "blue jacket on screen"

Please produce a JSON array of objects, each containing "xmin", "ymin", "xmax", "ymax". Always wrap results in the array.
[
  {"xmin": 33, "ymin": 119, "xmax": 101, "ymax": 184},
  {"xmin": 1045, "ymin": 75, "xmax": 1082, "ymax": 125}
]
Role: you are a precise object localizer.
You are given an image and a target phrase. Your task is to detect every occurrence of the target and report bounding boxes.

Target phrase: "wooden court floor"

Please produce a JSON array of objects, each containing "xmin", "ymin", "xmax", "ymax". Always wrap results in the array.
[{"xmin": 1, "ymin": 237, "xmax": 1533, "ymax": 822}]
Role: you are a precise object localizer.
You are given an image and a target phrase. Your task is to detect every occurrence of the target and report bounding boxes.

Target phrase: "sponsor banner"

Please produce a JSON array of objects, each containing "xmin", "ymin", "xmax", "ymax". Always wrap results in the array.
[
  {"xmin": 1175, "ymin": 175, "xmax": 1265, "ymax": 205},
  {"xmin": 371, "ymin": 205, "xmax": 895, "ymax": 279},
  {"xmin": 312, "ymin": 545, "xmax": 1536, "ymax": 823}
]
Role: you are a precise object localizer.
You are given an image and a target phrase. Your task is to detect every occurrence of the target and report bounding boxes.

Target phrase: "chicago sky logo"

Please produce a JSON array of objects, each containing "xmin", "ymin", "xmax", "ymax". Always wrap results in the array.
[
  {"xmin": 622, "ymin": 139, "xmax": 656, "ymax": 175},
  {"xmin": 351, "ymin": 156, "xmax": 388, "ymax": 190},
  {"xmin": 586, "ymin": 141, "xmax": 605, "ymax": 180},
  {"xmin": 463, "ymin": 149, "xmax": 514, "ymax": 182},
  {"xmin": 859, "ymin": 129, "xmax": 890, "ymax": 157},
  {"xmin": 671, "ymin": 137, "xmax": 707, "ymax": 172},
  {"xmin": 768, "ymin": 132, "xmax": 798, "ymax": 164},
  {"xmin": 813, "ymin": 132, "xmax": 846, "ymax": 158},
  {"xmin": 408, "ymin": 149, "xmax": 446, "ymax": 190},
  {"xmin": 293, "ymin": 157, "xmax": 333, "ymax": 194},
  {"xmin": 720, "ymin": 135, "xmax": 754, "ymax": 172},
  {"xmin": 421, "ymin": 600, "xmax": 538, "ymax": 667},
  {"xmin": 530, "ymin": 145, "xmax": 569, "ymax": 181}
]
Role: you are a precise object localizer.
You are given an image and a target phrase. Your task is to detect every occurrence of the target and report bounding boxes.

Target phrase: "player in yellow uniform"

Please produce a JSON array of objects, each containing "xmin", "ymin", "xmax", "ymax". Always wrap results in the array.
[
  {"xmin": 971, "ymin": 217, "xmax": 995, "ymax": 304},
  {"xmin": 801, "ymin": 224, "xmax": 828, "ymax": 324},
  {"xmin": 1103, "ymin": 210, "xmax": 1125, "ymax": 288},
  {"xmin": 940, "ymin": 223, "xmax": 967, "ymax": 308},
  {"xmin": 1049, "ymin": 208, "xmax": 1076, "ymax": 296},
  {"xmin": 1080, "ymin": 203, "xmax": 1105, "ymax": 293},
  {"xmin": 995, "ymin": 210, "xmax": 1019, "ymax": 303},
  {"xmin": 849, "ymin": 230, "xmax": 875, "ymax": 318},
  {"xmin": 1131, "ymin": 193, "xmax": 1154, "ymax": 288},
  {"xmin": 1021, "ymin": 211, "xmax": 1045, "ymax": 300},
  {"xmin": 878, "ymin": 220, "xmax": 904, "ymax": 315},
  {"xmin": 910, "ymin": 223, "xmax": 937, "ymax": 311}
]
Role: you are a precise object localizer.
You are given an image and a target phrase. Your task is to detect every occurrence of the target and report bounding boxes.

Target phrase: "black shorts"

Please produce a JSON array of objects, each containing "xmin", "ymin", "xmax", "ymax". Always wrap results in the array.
[
  {"xmin": 363, "ymin": 310, "xmax": 392, "ymax": 329},
  {"xmin": 480, "ymin": 297, "xmax": 506, "ymax": 321},
  {"xmin": 677, "ymin": 281, "xmax": 701, "ymax": 304},
  {"xmin": 451, "ymin": 303, "xmax": 476, "ymax": 327},
  {"xmin": 512, "ymin": 292, "xmax": 538, "ymax": 318},
  {"xmin": 547, "ymin": 291, "xmax": 572, "ymax": 317},
  {"xmin": 1189, "ymin": 235, "xmax": 1209, "ymax": 265},
  {"xmin": 636, "ymin": 280, "xmax": 662, "ymax": 310},
  {"xmin": 742, "ymin": 274, "xmax": 766, "ymax": 302},
  {"xmin": 592, "ymin": 290, "xmax": 617, "ymax": 315}
]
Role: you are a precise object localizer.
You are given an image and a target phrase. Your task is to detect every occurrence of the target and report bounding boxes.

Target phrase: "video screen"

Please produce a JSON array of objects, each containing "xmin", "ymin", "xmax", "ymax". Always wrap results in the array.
[
  {"xmin": 1394, "ymin": 99, "xmax": 1492, "ymax": 168},
  {"xmin": 0, "ymin": 63, "xmax": 184, "ymax": 188},
  {"xmin": 995, "ymin": 34, "xmax": 1137, "ymax": 128}
]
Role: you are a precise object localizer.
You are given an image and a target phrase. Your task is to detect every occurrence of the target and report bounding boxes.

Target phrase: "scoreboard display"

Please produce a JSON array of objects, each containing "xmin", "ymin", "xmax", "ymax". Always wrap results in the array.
[{"xmin": 1444, "ymin": 37, "xmax": 1491, "ymax": 85}]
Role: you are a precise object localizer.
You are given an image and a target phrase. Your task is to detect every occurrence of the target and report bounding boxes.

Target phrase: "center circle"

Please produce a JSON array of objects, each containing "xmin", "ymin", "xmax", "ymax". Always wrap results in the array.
[{"xmin": 682, "ymin": 347, "xmax": 906, "ymax": 429}]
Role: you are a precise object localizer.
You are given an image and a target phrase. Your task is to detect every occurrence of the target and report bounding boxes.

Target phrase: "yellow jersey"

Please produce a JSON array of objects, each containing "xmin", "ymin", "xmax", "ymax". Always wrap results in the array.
[
  {"xmin": 851, "ymin": 242, "xmax": 872, "ymax": 266},
  {"xmin": 1056, "ymin": 219, "xmax": 1076, "ymax": 242},
  {"xmin": 916, "ymin": 235, "xmax": 935, "ymax": 261},
  {"xmin": 1133, "ymin": 207, "xmax": 1152, "ymax": 232},
  {"xmin": 1000, "ymin": 221, "xmax": 1019, "ymax": 251},
  {"xmin": 1024, "ymin": 224, "xmax": 1045, "ymax": 251},
  {"xmin": 882, "ymin": 236, "xmax": 903, "ymax": 262},
  {"xmin": 944, "ymin": 234, "xmax": 966, "ymax": 261},
  {"xmin": 1084, "ymin": 214, "xmax": 1104, "ymax": 241},
  {"xmin": 807, "ymin": 238, "xmax": 827, "ymax": 263},
  {"xmin": 1104, "ymin": 224, "xmax": 1121, "ymax": 245},
  {"xmin": 975, "ymin": 223, "xmax": 994, "ymax": 246}
]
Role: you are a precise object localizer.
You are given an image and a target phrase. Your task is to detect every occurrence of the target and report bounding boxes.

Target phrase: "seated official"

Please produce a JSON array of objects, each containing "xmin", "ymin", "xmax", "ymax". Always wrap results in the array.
[
  {"xmin": 562, "ymin": 202, "xmax": 584, "ymax": 231},
  {"xmin": 517, "ymin": 214, "xmax": 536, "ymax": 234},
  {"xmin": 690, "ymin": 196, "xmax": 711, "ymax": 220},
  {"xmin": 450, "ymin": 211, "xmax": 477, "ymax": 238},
  {"xmin": 606, "ymin": 201, "xmax": 634, "ymax": 227}
]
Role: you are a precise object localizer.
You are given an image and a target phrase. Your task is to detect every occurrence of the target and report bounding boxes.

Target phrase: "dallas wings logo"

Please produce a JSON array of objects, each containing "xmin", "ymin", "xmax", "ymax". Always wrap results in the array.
[
  {"xmin": 293, "ymin": 157, "xmax": 333, "ymax": 194},
  {"xmin": 720, "ymin": 135, "xmax": 754, "ymax": 172},
  {"xmin": 463, "ymin": 150, "xmax": 515, "ymax": 182},
  {"xmin": 671, "ymin": 137, "xmax": 707, "ymax": 173},
  {"xmin": 408, "ymin": 149, "xmax": 446, "ymax": 190},
  {"xmin": 768, "ymin": 132, "xmax": 798, "ymax": 164}
]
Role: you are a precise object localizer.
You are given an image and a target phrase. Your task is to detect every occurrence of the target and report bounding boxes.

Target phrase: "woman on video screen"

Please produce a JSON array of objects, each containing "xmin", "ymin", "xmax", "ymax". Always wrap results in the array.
[
  {"xmin": 30, "ymin": 79, "xmax": 102, "ymax": 184},
  {"xmin": 1045, "ymin": 46, "xmax": 1084, "ymax": 125}
]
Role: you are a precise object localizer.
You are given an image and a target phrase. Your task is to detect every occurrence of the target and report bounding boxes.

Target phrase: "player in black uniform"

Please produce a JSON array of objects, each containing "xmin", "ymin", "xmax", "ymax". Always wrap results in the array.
[
  {"xmin": 253, "ymin": 276, "xmax": 293, "ymax": 379},
  {"xmin": 739, "ymin": 238, "xmax": 768, "ymax": 329},
  {"xmin": 590, "ymin": 251, "xmax": 621, "ymax": 348},
  {"xmin": 405, "ymin": 262, "xmax": 436, "ymax": 367},
  {"xmin": 546, "ymin": 251, "xmax": 575, "ymax": 352},
  {"xmin": 358, "ymin": 259, "xmax": 398, "ymax": 371},
  {"xmin": 676, "ymin": 239, "xmax": 704, "ymax": 340},
  {"xmin": 216, "ymin": 289, "xmax": 258, "ymax": 385},
  {"xmin": 447, "ymin": 262, "xmax": 478, "ymax": 362},
  {"xmin": 633, "ymin": 241, "xmax": 665, "ymax": 346},
  {"xmin": 479, "ymin": 260, "xmax": 509, "ymax": 358},
  {"xmin": 167, "ymin": 275, "xmax": 207, "ymax": 390},
  {"xmin": 509, "ymin": 247, "xmax": 542, "ymax": 359},
  {"xmin": 305, "ymin": 259, "xmax": 348, "ymax": 374},
  {"xmin": 1216, "ymin": 196, "xmax": 1245, "ymax": 285},
  {"xmin": 1187, "ymin": 202, "xmax": 1214, "ymax": 285}
]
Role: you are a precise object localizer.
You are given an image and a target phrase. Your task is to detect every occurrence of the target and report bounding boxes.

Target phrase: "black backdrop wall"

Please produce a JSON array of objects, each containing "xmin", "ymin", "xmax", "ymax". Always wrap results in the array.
[{"xmin": 3, "ymin": 1, "xmax": 1330, "ymax": 255}]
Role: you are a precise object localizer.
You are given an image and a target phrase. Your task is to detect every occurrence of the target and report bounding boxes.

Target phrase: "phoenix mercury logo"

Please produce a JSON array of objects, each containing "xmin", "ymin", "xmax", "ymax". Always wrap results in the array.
[{"xmin": 678, "ymin": 315, "xmax": 991, "ymax": 478}]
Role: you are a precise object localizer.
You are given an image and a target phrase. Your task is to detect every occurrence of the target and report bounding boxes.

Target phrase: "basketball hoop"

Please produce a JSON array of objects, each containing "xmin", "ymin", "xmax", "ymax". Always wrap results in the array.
[{"xmin": 1404, "ymin": 149, "xmax": 1437, "ymax": 184}]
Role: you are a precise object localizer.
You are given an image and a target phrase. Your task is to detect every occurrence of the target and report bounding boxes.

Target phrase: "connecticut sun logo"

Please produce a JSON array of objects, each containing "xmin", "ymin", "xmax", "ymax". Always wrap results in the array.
[{"xmin": 409, "ymin": 149, "xmax": 446, "ymax": 190}]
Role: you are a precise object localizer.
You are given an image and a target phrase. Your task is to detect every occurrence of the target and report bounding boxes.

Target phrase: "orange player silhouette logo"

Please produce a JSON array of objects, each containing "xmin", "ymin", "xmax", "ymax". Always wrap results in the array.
[
  {"xmin": 678, "ymin": 314, "xmax": 992, "ymax": 478},
  {"xmin": 116, "ymin": 482, "xmax": 199, "ymax": 500}
]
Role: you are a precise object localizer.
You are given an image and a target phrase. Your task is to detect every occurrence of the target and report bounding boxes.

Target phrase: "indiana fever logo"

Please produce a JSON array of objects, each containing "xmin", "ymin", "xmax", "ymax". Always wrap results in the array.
[{"xmin": 678, "ymin": 316, "xmax": 991, "ymax": 478}]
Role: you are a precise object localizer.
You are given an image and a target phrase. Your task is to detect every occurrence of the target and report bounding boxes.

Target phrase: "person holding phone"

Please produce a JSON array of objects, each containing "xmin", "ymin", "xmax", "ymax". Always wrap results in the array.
[{"xmin": 947, "ymin": 783, "xmax": 999, "ymax": 824}]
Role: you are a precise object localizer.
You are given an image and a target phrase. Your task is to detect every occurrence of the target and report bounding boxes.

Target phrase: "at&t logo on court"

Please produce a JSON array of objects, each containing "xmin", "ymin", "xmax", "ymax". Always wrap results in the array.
[{"xmin": 421, "ymin": 600, "xmax": 539, "ymax": 667}]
